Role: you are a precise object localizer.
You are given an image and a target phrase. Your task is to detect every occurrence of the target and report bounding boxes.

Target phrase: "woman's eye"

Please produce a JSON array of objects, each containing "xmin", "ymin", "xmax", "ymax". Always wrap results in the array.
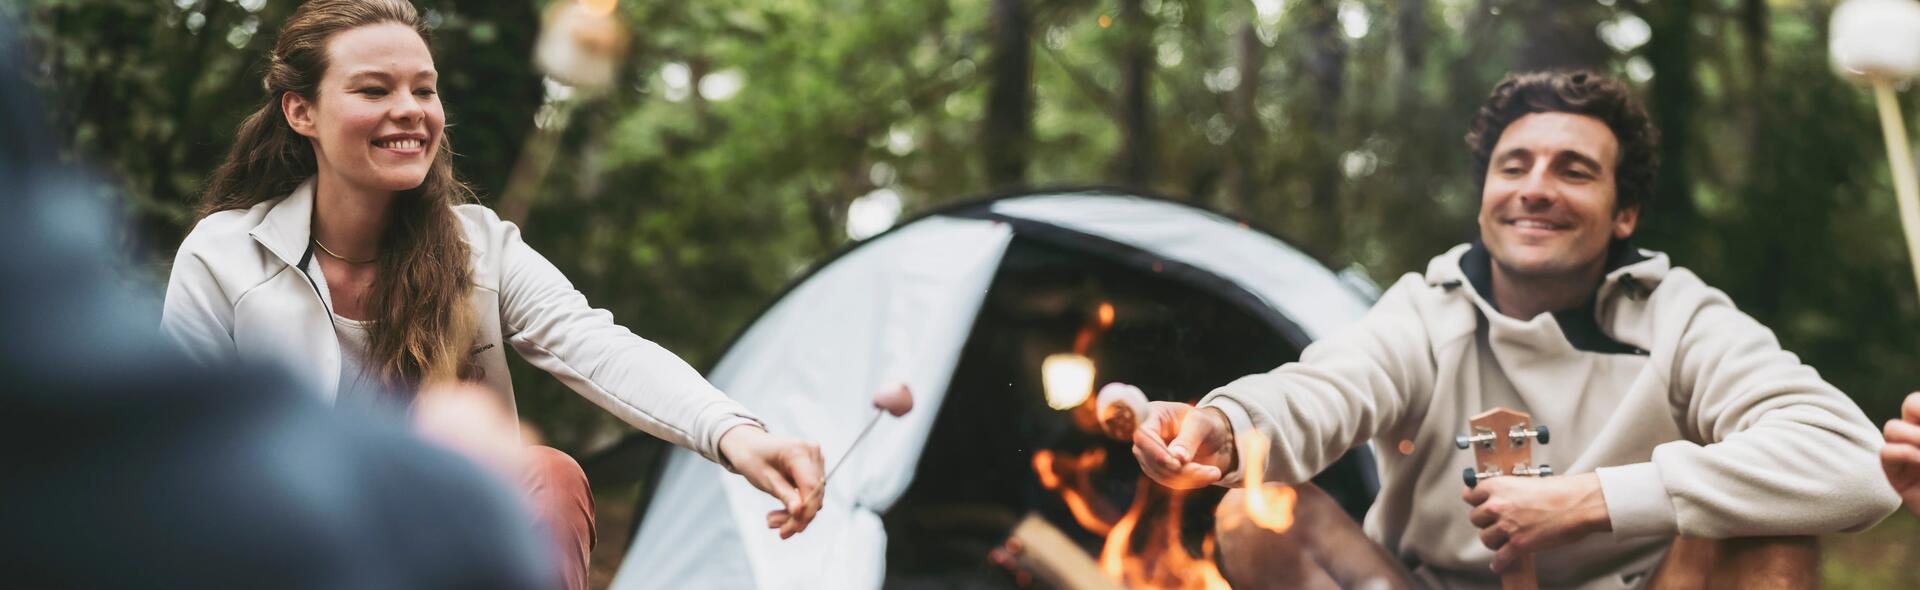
[
  {"xmin": 357, "ymin": 87, "xmax": 389, "ymax": 97},
  {"xmin": 415, "ymin": 88, "xmax": 437, "ymax": 97}
]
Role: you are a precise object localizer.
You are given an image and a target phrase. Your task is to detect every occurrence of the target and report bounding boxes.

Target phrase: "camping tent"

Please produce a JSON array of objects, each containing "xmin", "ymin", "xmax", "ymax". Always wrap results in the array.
[{"xmin": 610, "ymin": 189, "xmax": 1381, "ymax": 590}]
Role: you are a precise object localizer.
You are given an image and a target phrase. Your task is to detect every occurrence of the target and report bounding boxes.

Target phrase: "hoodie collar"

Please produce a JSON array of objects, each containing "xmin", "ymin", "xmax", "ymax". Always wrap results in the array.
[
  {"xmin": 247, "ymin": 178, "xmax": 318, "ymax": 269},
  {"xmin": 1430, "ymin": 239, "xmax": 1667, "ymax": 355}
]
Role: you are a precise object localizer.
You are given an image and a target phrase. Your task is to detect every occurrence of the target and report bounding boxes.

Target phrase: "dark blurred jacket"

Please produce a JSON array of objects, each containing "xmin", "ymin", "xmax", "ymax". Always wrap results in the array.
[{"xmin": 0, "ymin": 15, "xmax": 551, "ymax": 590}]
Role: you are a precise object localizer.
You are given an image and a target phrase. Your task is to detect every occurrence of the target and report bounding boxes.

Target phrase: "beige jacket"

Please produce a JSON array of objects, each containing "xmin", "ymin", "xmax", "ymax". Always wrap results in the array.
[
  {"xmin": 161, "ymin": 179, "xmax": 761, "ymax": 466},
  {"xmin": 1201, "ymin": 242, "xmax": 1899, "ymax": 589}
]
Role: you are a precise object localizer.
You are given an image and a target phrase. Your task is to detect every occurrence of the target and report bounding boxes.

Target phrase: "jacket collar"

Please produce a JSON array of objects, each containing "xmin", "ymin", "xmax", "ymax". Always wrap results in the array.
[
  {"xmin": 1427, "ymin": 239, "xmax": 1670, "ymax": 355},
  {"xmin": 1428, "ymin": 239, "xmax": 1667, "ymax": 301},
  {"xmin": 247, "ymin": 178, "xmax": 318, "ymax": 269}
]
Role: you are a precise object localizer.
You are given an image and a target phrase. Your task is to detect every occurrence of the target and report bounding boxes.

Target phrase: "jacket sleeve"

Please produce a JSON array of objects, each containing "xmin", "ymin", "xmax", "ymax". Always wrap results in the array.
[
  {"xmin": 1594, "ymin": 277, "xmax": 1901, "ymax": 539},
  {"xmin": 1198, "ymin": 274, "xmax": 1437, "ymax": 486},
  {"xmin": 490, "ymin": 215, "xmax": 762, "ymax": 468},
  {"xmin": 160, "ymin": 233, "xmax": 240, "ymax": 365}
]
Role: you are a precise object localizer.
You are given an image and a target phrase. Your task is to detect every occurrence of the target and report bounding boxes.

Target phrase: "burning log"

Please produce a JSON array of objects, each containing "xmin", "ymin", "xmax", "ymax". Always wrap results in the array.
[{"xmin": 1009, "ymin": 514, "xmax": 1126, "ymax": 590}]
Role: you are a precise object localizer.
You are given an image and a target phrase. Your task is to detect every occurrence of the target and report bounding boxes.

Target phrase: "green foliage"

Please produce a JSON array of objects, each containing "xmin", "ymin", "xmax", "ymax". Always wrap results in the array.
[{"xmin": 21, "ymin": 0, "xmax": 1920, "ymax": 450}]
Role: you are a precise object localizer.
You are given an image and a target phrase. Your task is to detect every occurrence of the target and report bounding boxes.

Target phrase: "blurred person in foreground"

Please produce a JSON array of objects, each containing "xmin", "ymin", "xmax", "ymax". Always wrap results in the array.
[
  {"xmin": 0, "ymin": 11, "xmax": 550, "ymax": 590},
  {"xmin": 1132, "ymin": 71, "xmax": 1900, "ymax": 589},
  {"xmin": 157, "ymin": 2, "xmax": 827, "ymax": 588}
]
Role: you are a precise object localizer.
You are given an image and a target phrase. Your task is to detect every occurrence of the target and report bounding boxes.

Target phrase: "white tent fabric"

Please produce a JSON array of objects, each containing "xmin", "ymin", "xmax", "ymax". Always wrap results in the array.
[
  {"xmin": 615, "ymin": 216, "xmax": 1015, "ymax": 590},
  {"xmin": 612, "ymin": 193, "xmax": 1374, "ymax": 590}
]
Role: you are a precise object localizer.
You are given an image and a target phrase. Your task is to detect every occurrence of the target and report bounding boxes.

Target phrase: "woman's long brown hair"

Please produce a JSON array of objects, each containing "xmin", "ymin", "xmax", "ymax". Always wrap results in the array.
[{"xmin": 199, "ymin": 0, "xmax": 475, "ymax": 389}]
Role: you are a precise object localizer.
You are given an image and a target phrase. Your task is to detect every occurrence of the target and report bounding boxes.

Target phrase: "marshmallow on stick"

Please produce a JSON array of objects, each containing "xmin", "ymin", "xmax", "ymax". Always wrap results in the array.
[
  {"xmin": 1095, "ymin": 383, "xmax": 1150, "ymax": 441},
  {"xmin": 1832, "ymin": 0, "xmax": 1920, "ymax": 299},
  {"xmin": 767, "ymin": 384, "xmax": 915, "ymax": 530}
]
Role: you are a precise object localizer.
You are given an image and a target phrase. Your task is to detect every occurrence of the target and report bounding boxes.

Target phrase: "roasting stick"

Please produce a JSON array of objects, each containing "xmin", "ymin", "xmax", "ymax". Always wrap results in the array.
[
  {"xmin": 767, "ymin": 384, "xmax": 914, "ymax": 528},
  {"xmin": 1831, "ymin": 0, "xmax": 1920, "ymax": 299}
]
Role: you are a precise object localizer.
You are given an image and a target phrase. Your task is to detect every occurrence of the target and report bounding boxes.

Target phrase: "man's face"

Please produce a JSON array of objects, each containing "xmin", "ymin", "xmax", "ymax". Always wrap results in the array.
[{"xmin": 1478, "ymin": 112, "xmax": 1638, "ymax": 279}]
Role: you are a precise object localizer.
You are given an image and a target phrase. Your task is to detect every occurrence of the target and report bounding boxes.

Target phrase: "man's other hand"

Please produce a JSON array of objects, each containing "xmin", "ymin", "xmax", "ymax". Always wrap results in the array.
[{"xmin": 1463, "ymin": 473, "xmax": 1611, "ymax": 574}]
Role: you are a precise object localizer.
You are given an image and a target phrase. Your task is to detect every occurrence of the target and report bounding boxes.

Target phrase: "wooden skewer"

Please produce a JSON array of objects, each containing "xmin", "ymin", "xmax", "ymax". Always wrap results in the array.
[{"xmin": 1873, "ymin": 76, "xmax": 1920, "ymax": 302}]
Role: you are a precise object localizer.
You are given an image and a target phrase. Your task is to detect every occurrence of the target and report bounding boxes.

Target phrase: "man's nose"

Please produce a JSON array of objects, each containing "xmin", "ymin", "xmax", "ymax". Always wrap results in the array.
[{"xmin": 1517, "ymin": 166, "xmax": 1557, "ymax": 209}]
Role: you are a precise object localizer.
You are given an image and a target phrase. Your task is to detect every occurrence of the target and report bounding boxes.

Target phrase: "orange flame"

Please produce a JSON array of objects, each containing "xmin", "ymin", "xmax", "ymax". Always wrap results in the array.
[
  {"xmin": 1238, "ymin": 430, "xmax": 1298, "ymax": 532},
  {"xmin": 1033, "ymin": 449, "xmax": 1231, "ymax": 590},
  {"xmin": 1032, "ymin": 449, "xmax": 1117, "ymax": 536},
  {"xmin": 1097, "ymin": 302, "xmax": 1116, "ymax": 328}
]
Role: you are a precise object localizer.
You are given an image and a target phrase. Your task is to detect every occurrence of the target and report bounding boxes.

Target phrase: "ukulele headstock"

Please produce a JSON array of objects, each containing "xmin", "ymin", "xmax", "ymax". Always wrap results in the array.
[{"xmin": 1455, "ymin": 407, "xmax": 1550, "ymax": 487}]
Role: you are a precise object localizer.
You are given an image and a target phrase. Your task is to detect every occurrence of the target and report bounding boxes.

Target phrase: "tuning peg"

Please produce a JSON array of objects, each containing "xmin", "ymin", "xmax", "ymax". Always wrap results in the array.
[
  {"xmin": 1513, "ymin": 464, "xmax": 1552, "ymax": 477},
  {"xmin": 1506, "ymin": 424, "xmax": 1549, "ymax": 446},
  {"xmin": 1455, "ymin": 430, "xmax": 1495, "ymax": 449},
  {"xmin": 1463, "ymin": 467, "xmax": 1502, "ymax": 487}
]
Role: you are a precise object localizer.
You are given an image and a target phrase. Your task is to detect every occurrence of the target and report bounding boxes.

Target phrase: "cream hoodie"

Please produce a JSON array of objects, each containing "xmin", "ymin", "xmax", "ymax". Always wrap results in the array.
[{"xmin": 1201, "ymin": 242, "xmax": 1899, "ymax": 590}]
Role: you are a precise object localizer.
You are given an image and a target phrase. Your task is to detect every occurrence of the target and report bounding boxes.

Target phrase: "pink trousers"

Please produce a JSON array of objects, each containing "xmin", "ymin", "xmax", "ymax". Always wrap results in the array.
[{"xmin": 523, "ymin": 446, "xmax": 596, "ymax": 590}]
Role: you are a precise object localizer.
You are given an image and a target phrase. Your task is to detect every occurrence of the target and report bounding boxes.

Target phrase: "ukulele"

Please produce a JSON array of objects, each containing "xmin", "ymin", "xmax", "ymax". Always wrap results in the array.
[{"xmin": 1455, "ymin": 407, "xmax": 1552, "ymax": 590}]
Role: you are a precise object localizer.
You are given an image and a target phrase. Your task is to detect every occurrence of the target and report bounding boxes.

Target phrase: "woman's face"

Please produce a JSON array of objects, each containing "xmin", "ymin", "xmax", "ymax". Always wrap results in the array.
[{"xmin": 285, "ymin": 22, "xmax": 442, "ymax": 194}]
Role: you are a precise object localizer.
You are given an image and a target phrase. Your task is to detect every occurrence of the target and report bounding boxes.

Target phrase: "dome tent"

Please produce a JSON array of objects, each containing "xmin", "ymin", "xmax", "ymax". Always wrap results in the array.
[{"xmin": 610, "ymin": 189, "xmax": 1382, "ymax": 590}]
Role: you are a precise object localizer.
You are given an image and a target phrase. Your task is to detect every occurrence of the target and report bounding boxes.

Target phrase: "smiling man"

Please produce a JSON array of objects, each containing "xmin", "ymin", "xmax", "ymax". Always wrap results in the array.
[{"xmin": 1132, "ymin": 71, "xmax": 1900, "ymax": 589}]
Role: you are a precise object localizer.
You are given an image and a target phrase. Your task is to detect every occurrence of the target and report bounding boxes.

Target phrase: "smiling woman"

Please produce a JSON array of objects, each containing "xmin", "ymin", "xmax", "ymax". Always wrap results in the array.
[{"xmin": 160, "ymin": 2, "xmax": 829, "ymax": 589}]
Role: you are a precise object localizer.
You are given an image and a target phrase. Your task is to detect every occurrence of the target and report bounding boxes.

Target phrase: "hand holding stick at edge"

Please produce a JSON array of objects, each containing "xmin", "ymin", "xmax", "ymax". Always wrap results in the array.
[
  {"xmin": 765, "ymin": 384, "xmax": 915, "ymax": 532},
  {"xmin": 1883, "ymin": 392, "xmax": 1920, "ymax": 516}
]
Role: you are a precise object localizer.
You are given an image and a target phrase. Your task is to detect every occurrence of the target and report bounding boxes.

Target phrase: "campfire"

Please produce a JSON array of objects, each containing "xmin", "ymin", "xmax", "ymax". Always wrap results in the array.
[
  {"xmin": 874, "ymin": 237, "xmax": 1376, "ymax": 589},
  {"xmin": 1024, "ymin": 405, "xmax": 1303, "ymax": 590}
]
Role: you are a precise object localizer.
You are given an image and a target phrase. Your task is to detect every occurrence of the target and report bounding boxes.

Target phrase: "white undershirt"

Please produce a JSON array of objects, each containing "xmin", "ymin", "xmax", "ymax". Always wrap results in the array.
[{"xmin": 307, "ymin": 257, "xmax": 396, "ymax": 413}]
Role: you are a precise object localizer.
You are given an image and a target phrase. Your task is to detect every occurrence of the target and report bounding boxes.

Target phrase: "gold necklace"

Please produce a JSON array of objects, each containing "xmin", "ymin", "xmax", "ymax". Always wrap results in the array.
[{"xmin": 314, "ymin": 239, "xmax": 377, "ymax": 264}]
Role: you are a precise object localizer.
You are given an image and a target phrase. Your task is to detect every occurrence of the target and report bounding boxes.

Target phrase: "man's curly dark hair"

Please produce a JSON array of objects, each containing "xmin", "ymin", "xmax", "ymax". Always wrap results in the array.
[{"xmin": 1465, "ymin": 70, "xmax": 1661, "ymax": 213}]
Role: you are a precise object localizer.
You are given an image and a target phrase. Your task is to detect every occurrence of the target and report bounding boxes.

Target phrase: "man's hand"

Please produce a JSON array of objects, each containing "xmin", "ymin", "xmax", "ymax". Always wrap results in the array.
[
  {"xmin": 1132, "ymin": 401, "xmax": 1237, "ymax": 489},
  {"xmin": 1462, "ymin": 473, "xmax": 1611, "ymax": 573},
  {"xmin": 719, "ymin": 425, "xmax": 825, "ymax": 539},
  {"xmin": 1883, "ymin": 392, "xmax": 1920, "ymax": 515}
]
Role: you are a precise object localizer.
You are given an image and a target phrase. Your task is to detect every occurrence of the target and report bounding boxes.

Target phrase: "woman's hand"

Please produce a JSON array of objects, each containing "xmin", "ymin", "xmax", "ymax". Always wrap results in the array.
[{"xmin": 719, "ymin": 425, "xmax": 825, "ymax": 539}]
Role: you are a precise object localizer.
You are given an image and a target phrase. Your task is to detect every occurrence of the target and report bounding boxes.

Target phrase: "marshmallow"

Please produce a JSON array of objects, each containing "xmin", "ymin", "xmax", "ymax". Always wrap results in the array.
[{"xmin": 1831, "ymin": 0, "xmax": 1920, "ymax": 81}]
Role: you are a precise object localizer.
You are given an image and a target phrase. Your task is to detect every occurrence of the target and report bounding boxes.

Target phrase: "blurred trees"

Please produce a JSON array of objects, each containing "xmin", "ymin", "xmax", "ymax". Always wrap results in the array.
[{"xmin": 20, "ymin": 0, "xmax": 1920, "ymax": 449}]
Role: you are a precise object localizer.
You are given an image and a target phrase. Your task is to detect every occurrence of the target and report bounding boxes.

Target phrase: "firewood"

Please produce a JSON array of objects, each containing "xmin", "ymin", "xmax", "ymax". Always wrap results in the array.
[{"xmin": 1008, "ymin": 514, "xmax": 1124, "ymax": 590}]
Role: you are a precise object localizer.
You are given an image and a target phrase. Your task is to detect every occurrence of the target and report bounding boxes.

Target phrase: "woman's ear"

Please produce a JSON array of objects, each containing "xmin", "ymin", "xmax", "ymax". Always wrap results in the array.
[{"xmin": 282, "ymin": 92, "xmax": 317, "ymax": 139}]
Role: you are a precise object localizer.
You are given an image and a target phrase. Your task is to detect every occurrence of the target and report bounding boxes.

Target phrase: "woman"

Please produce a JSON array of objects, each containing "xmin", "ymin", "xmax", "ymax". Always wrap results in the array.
[{"xmin": 159, "ymin": 1, "xmax": 823, "ymax": 587}]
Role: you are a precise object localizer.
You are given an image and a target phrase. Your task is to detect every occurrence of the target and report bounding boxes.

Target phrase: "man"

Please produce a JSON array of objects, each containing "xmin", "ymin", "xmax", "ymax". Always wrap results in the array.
[{"xmin": 1133, "ymin": 71, "xmax": 1900, "ymax": 589}]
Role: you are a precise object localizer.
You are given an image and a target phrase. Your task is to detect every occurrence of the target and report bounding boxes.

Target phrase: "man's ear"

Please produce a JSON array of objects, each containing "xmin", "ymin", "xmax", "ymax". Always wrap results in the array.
[
  {"xmin": 282, "ymin": 92, "xmax": 317, "ymax": 139},
  {"xmin": 1612, "ymin": 204, "xmax": 1640, "ymax": 239}
]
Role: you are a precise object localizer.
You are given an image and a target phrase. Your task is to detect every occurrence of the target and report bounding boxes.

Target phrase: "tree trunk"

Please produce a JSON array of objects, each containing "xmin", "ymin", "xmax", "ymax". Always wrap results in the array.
[
  {"xmin": 1115, "ymin": 0, "xmax": 1155, "ymax": 187},
  {"xmin": 1518, "ymin": 0, "xmax": 1610, "ymax": 71},
  {"xmin": 983, "ymin": 0, "xmax": 1034, "ymax": 189},
  {"xmin": 1224, "ymin": 23, "xmax": 1266, "ymax": 213},
  {"xmin": 1303, "ymin": 0, "xmax": 1346, "ymax": 257},
  {"xmin": 1638, "ymin": 0, "xmax": 1702, "ymax": 248}
]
